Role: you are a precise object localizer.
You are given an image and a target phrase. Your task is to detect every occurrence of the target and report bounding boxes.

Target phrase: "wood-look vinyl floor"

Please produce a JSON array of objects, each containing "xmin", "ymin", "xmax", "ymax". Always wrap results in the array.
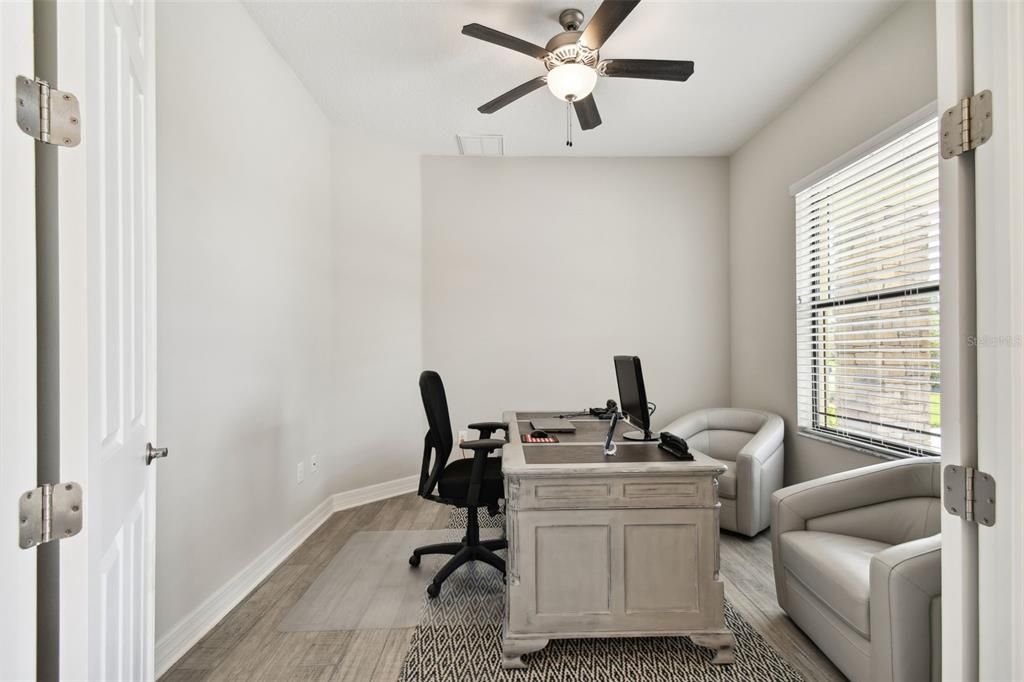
[{"xmin": 159, "ymin": 493, "xmax": 845, "ymax": 681}]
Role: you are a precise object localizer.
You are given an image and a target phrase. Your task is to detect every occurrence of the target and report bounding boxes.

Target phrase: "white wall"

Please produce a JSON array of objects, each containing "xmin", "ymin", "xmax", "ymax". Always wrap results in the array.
[
  {"xmin": 422, "ymin": 157, "xmax": 731, "ymax": 433},
  {"xmin": 728, "ymin": 1, "xmax": 938, "ymax": 484},
  {"xmin": 155, "ymin": 0, "xmax": 336, "ymax": 640},
  {"xmin": 329, "ymin": 130, "xmax": 424, "ymax": 492}
]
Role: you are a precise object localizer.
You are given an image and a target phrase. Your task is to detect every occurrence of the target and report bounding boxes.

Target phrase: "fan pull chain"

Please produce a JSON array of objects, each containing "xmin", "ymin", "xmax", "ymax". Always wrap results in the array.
[{"xmin": 565, "ymin": 101, "xmax": 573, "ymax": 148}]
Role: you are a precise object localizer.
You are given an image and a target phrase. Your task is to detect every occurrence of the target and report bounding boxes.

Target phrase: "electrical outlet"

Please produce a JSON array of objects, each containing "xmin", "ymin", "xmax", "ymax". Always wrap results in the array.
[
  {"xmin": 296, "ymin": 461, "xmax": 305, "ymax": 484},
  {"xmin": 310, "ymin": 453, "xmax": 319, "ymax": 473},
  {"xmin": 458, "ymin": 430, "xmax": 468, "ymax": 446}
]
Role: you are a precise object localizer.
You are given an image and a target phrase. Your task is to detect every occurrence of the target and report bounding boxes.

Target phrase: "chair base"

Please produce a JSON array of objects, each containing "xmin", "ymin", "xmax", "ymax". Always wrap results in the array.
[{"xmin": 409, "ymin": 507, "xmax": 506, "ymax": 598}]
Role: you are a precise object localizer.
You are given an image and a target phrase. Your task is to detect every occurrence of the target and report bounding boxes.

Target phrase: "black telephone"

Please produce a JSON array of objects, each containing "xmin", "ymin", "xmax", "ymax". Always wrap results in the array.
[
  {"xmin": 658, "ymin": 432, "xmax": 693, "ymax": 460},
  {"xmin": 589, "ymin": 399, "xmax": 619, "ymax": 420}
]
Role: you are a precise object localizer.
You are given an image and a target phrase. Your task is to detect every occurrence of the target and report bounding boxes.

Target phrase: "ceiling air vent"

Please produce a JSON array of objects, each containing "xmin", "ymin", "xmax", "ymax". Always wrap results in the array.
[{"xmin": 456, "ymin": 134, "xmax": 504, "ymax": 156}]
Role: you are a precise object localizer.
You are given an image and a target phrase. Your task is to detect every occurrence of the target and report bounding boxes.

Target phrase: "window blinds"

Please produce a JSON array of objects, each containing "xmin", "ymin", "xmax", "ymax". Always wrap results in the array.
[{"xmin": 795, "ymin": 117, "xmax": 940, "ymax": 456}]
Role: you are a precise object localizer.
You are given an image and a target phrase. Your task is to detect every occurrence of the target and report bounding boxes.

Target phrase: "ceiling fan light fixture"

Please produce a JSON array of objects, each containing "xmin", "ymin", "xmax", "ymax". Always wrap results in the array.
[{"xmin": 545, "ymin": 63, "xmax": 597, "ymax": 102}]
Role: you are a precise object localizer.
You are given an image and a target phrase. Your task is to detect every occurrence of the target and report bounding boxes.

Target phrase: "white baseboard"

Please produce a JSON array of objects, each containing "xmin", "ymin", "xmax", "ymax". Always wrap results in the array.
[
  {"xmin": 154, "ymin": 474, "xmax": 419, "ymax": 678},
  {"xmin": 331, "ymin": 474, "xmax": 419, "ymax": 513}
]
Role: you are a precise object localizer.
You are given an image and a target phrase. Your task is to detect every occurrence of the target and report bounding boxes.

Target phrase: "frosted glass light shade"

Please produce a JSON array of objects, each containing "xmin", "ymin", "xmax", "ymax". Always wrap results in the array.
[{"xmin": 546, "ymin": 64, "xmax": 598, "ymax": 101}]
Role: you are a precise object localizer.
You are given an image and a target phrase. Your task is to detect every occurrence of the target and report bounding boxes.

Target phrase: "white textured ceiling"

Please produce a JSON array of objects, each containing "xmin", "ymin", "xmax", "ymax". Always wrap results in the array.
[{"xmin": 242, "ymin": 0, "xmax": 901, "ymax": 156}]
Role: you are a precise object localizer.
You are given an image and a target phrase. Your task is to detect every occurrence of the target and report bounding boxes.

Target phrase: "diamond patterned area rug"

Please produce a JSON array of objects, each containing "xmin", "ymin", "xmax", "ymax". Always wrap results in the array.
[{"xmin": 397, "ymin": 509, "xmax": 804, "ymax": 681}]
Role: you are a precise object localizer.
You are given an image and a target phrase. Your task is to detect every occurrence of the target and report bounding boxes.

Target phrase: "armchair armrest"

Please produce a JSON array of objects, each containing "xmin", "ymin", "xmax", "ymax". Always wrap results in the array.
[
  {"xmin": 738, "ymin": 414, "xmax": 784, "ymax": 463},
  {"xmin": 870, "ymin": 534, "xmax": 941, "ymax": 682},
  {"xmin": 735, "ymin": 414, "xmax": 785, "ymax": 536},
  {"xmin": 771, "ymin": 457, "xmax": 940, "ymax": 536},
  {"xmin": 468, "ymin": 421, "xmax": 509, "ymax": 440}
]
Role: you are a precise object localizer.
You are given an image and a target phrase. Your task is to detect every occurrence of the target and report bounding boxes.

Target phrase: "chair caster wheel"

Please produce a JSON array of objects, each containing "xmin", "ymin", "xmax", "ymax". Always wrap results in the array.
[
  {"xmin": 427, "ymin": 582, "xmax": 441, "ymax": 599},
  {"xmin": 409, "ymin": 554, "xmax": 420, "ymax": 567}
]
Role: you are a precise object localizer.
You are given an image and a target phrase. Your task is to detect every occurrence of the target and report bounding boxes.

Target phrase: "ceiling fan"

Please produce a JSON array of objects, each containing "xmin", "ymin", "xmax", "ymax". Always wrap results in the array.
[{"xmin": 462, "ymin": 1, "xmax": 694, "ymax": 145}]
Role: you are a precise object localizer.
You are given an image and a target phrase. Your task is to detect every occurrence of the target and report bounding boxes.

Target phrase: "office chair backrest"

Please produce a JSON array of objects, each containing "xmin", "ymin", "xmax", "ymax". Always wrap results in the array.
[{"xmin": 418, "ymin": 370, "xmax": 454, "ymax": 498}]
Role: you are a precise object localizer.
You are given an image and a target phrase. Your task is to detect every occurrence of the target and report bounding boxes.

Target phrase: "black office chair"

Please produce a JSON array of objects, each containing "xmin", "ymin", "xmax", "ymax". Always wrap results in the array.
[{"xmin": 409, "ymin": 370, "xmax": 508, "ymax": 598}]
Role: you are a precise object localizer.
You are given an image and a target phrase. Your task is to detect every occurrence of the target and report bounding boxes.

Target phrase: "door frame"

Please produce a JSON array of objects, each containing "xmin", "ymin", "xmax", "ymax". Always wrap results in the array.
[
  {"xmin": 936, "ymin": 0, "xmax": 979, "ymax": 677},
  {"xmin": 55, "ymin": 1, "xmax": 89, "ymax": 672},
  {"xmin": 0, "ymin": 2, "xmax": 38, "ymax": 680}
]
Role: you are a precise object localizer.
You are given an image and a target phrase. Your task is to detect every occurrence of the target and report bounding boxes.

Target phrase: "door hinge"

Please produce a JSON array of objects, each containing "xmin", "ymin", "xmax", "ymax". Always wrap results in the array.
[
  {"xmin": 940, "ymin": 90, "xmax": 992, "ymax": 159},
  {"xmin": 15, "ymin": 75, "xmax": 81, "ymax": 147},
  {"xmin": 19, "ymin": 482, "xmax": 83, "ymax": 549},
  {"xmin": 943, "ymin": 465, "xmax": 996, "ymax": 527}
]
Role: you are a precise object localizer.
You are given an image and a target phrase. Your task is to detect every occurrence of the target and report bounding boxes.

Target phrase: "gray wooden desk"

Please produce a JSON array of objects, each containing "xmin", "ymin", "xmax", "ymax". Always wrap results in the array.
[{"xmin": 500, "ymin": 411, "xmax": 734, "ymax": 669}]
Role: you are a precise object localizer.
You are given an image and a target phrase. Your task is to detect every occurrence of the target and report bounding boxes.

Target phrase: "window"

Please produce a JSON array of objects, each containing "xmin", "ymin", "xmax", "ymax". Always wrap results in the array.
[{"xmin": 795, "ymin": 116, "xmax": 940, "ymax": 457}]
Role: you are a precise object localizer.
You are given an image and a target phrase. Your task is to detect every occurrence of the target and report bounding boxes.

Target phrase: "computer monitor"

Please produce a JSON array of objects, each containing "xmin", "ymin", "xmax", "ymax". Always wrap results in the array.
[{"xmin": 613, "ymin": 355, "xmax": 658, "ymax": 441}]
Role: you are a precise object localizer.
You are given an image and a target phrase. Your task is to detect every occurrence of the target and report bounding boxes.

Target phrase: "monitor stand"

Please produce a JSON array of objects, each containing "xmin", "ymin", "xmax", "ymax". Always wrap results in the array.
[{"xmin": 622, "ymin": 429, "xmax": 660, "ymax": 442}]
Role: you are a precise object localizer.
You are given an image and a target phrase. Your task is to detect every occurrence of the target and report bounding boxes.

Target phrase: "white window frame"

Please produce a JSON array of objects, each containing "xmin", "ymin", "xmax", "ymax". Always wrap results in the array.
[{"xmin": 791, "ymin": 103, "xmax": 940, "ymax": 459}]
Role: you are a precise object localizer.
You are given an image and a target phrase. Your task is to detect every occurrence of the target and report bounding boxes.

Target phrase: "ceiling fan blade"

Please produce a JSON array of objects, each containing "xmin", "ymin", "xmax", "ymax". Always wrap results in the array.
[
  {"xmin": 573, "ymin": 95, "xmax": 602, "ymax": 130},
  {"xmin": 462, "ymin": 23, "xmax": 550, "ymax": 60},
  {"xmin": 478, "ymin": 76, "xmax": 547, "ymax": 114},
  {"xmin": 580, "ymin": 1, "xmax": 641, "ymax": 50},
  {"xmin": 599, "ymin": 59, "xmax": 694, "ymax": 82}
]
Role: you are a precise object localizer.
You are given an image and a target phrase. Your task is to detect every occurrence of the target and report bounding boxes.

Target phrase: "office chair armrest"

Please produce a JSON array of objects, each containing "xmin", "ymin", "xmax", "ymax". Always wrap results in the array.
[
  {"xmin": 463, "ymin": 442, "xmax": 504, "ymax": 507},
  {"xmin": 460, "ymin": 438, "xmax": 506, "ymax": 452},
  {"xmin": 468, "ymin": 421, "xmax": 509, "ymax": 439}
]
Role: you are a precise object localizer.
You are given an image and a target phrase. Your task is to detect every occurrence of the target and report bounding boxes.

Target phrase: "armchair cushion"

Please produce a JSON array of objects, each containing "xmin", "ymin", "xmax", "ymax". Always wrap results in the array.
[
  {"xmin": 781, "ymin": 531, "xmax": 890, "ymax": 638},
  {"xmin": 807, "ymin": 497, "xmax": 942, "ymax": 546},
  {"xmin": 772, "ymin": 457, "xmax": 941, "ymax": 537},
  {"xmin": 692, "ymin": 430, "xmax": 752, "ymax": 461}
]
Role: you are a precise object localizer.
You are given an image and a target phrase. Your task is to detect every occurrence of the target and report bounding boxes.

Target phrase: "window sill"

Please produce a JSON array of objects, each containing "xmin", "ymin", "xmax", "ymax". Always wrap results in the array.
[{"xmin": 796, "ymin": 427, "xmax": 921, "ymax": 461}]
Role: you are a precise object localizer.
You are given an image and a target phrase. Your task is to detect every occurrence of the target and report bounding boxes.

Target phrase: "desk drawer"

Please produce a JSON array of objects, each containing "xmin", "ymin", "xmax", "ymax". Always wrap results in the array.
[
  {"xmin": 623, "ymin": 481, "xmax": 699, "ymax": 499},
  {"xmin": 535, "ymin": 483, "xmax": 611, "ymax": 500},
  {"xmin": 516, "ymin": 475, "xmax": 715, "ymax": 510}
]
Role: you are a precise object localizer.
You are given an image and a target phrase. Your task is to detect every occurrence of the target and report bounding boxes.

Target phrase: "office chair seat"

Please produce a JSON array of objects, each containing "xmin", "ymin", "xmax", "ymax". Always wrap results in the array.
[{"xmin": 438, "ymin": 457, "xmax": 504, "ymax": 504}]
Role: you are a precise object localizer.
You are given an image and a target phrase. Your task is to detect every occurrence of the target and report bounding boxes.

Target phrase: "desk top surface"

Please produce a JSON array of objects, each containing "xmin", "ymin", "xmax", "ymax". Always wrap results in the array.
[{"xmin": 501, "ymin": 411, "xmax": 726, "ymax": 477}]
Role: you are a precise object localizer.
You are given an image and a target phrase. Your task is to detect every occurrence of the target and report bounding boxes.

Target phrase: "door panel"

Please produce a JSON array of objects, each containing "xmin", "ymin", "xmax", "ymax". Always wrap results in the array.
[
  {"xmin": 0, "ymin": 2, "xmax": 37, "ymax": 680},
  {"xmin": 94, "ymin": 2, "xmax": 153, "ymax": 677},
  {"xmin": 57, "ymin": 0, "xmax": 158, "ymax": 678}
]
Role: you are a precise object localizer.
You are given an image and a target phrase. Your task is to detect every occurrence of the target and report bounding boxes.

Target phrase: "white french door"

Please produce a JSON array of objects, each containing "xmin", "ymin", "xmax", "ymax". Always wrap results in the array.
[
  {"xmin": 55, "ymin": 1, "xmax": 159, "ymax": 679},
  {"xmin": 973, "ymin": 2, "xmax": 1024, "ymax": 680},
  {"xmin": 0, "ymin": 2, "xmax": 38, "ymax": 680},
  {"xmin": 938, "ymin": 1, "xmax": 1024, "ymax": 680}
]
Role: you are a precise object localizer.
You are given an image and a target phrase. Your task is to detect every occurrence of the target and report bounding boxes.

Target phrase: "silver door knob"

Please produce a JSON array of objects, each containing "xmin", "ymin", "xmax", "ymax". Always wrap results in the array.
[{"xmin": 146, "ymin": 442, "xmax": 169, "ymax": 466}]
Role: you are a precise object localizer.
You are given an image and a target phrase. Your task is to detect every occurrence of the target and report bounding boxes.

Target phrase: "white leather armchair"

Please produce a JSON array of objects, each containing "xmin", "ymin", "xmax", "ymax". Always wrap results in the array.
[
  {"xmin": 661, "ymin": 408, "xmax": 784, "ymax": 536},
  {"xmin": 771, "ymin": 457, "xmax": 942, "ymax": 682}
]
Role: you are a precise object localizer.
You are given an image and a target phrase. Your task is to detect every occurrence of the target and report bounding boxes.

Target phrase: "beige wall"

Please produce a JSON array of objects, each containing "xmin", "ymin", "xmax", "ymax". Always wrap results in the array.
[
  {"xmin": 728, "ymin": 1, "xmax": 938, "ymax": 484},
  {"xmin": 421, "ymin": 156, "xmax": 731, "ymax": 434}
]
